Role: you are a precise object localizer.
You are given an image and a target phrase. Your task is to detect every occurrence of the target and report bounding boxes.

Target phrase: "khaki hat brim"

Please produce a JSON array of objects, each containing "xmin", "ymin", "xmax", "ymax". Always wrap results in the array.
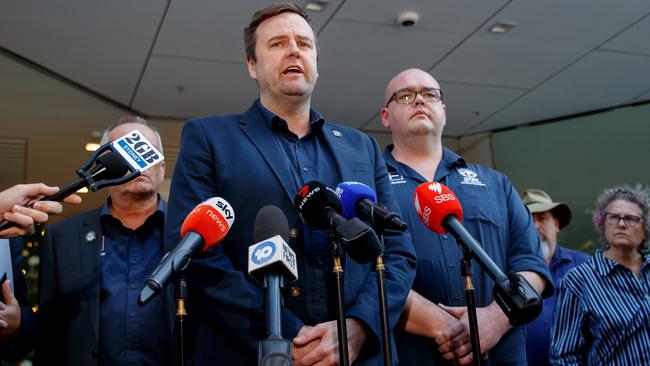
[{"xmin": 527, "ymin": 202, "xmax": 572, "ymax": 229}]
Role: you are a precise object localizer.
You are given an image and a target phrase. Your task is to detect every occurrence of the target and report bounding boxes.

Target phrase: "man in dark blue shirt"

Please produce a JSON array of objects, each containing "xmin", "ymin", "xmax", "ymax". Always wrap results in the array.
[
  {"xmin": 379, "ymin": 68, "xmax": 552, "ymax": 365},
  {"xmin": 521, "ymin": 189, "xmax": 589, "ymax": 366},
  {"xmin": 165, "ymin": 3, "xmax": 416, "ymax": 365},
  {"xmin": 36, "ymin": 117, "xmax": 173, "ymax": 365}
]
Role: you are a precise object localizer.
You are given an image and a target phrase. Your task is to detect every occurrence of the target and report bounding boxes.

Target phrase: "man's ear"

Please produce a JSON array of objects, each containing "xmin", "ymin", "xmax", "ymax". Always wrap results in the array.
[
  {"xmin": 380, "ymin": 108, "xmax": 391, "ymax": 129},
  {"xmin": 247, "ymin": 57, "xmax": 257, "ymax": 80}
]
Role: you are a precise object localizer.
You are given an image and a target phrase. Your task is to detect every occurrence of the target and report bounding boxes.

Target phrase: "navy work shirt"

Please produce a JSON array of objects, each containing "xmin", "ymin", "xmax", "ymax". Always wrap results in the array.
[
  {"xmin": 385, "ymin": 145, "xmax": 552, "ymax": 365},
  {"xmin": 526, "ymin": 245, "xmax": 589, "ymax": 366},
  {"xmin": 257, "ymin": 100, "xmax": 341, "ymax": 325},
  {"xmin": 98, "ymin": 197, "xmax": 171, "ymax": 365}
]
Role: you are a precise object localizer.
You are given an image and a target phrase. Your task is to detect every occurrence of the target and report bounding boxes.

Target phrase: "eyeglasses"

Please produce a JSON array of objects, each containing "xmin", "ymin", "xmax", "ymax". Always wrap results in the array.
[
  {"xmin": 386, "ymin": 88, "xmax": 443, "ymax": 107},
  {"xmin": 604, "ymin": 212, "xmax": 644, "ymax": 227}
]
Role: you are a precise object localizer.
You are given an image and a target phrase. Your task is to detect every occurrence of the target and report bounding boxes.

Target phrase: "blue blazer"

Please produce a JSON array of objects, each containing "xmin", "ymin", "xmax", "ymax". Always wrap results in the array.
[
  {"xmin": 166, "ymin": 102, "xmax": 416, "ymax": 365},
  {"xmin": 35, "ymin": 208, "xmax": 176, "ymax": 365}
]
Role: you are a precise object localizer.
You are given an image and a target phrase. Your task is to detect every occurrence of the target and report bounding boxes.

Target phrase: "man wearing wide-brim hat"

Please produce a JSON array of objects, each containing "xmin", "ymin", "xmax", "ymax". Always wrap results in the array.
[{"xmin": 521, "ymin": 189, "xmax": 590, "ymax": 366}]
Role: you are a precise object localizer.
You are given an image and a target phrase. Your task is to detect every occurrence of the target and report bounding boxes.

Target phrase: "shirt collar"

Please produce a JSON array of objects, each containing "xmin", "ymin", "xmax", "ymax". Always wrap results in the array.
[
  {"xmin": 255, "ymin": 99, "xmax": 325, "ymax": 135},
  {"xmin": 591, "ymin": 249, "xmax": 650, "ymax": 277},
  {"xmin": 383, "ymin": 144, "xmax": 466, "ymax": 178},
  {"xmin": 550, "ymin": 245, "xmax": 573, "ymax": 266},
  {"xmin": 100, "ymin": 195, "xmax": 166, "ymax": 220}
]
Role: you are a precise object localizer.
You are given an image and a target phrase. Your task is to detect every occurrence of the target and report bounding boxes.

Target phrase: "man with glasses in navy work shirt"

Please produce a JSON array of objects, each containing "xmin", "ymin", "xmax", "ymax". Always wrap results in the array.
[{"xmin": 380, "ymin": 68, "xmax": 552, "ymax": 365}]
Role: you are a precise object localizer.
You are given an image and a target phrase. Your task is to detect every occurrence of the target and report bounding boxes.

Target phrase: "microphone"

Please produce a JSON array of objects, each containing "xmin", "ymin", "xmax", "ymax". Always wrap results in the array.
[
  {"xmin": 0, "ymin": 129, "xmax": 165, "ymax": 231},
  {"xmin": 294, "ymin": 181, "xmax": 382, "ymax": 264},
  {"xmin": 336, "ymin": 181, "xmax": 407, "ymax": 232},
  {"xmin": 414, "ymin": 182, "xmax": 542, "ymax": 326},
  {"xmin": 248, "ymin": 206, "xmax": 296, "ymax": 366},
  {"xmin": 138, "ymin": 197, "xmax": 235, "ymax": 306},
  {"xmin": 248, "ymin": 205, "xmax": 298, "ymax": 286}
]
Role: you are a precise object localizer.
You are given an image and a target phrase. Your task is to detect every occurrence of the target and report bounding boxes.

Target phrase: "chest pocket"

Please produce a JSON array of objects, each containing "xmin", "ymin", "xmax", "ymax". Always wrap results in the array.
[{"xmin": 451, "ymin": 183, "xmax": 506, "ymax": 229}]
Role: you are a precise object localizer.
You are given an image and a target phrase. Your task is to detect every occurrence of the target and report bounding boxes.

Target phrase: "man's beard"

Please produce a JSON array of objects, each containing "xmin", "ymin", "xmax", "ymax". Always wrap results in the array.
[{"xmin": 540, "ymin": 239, "xmax": 550, "ymax": 259}]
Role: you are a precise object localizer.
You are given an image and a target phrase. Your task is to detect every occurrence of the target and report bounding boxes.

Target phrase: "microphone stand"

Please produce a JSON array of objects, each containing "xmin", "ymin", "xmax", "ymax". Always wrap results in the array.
[
  {"xmin": 330, "ymin": 234, "xmax": 350, "ymax": 366},
  {"xmin": 258, "ymin": 273, "xmax": 292, "ymax": 366},
  {"xmin": 373, "ymin": 233, "xmax": 392, "ymax": 366},
  {"xmin": 459, "ymin": 247, "xmax": 482, "ymax": 366},
  {"xmin": 175, "ymin": 276, "xmax": 188, "ymax": 366}
]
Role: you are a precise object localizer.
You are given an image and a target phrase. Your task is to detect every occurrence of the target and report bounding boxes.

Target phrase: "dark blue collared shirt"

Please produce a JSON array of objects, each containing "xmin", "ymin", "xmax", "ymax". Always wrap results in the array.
[
  {"xmin": 256, "ymin": 100, "xmax": 341, "ymax": 325},
  {"xmin": 98, "ymin": 197, "xmax": 171, "ymax": 366},
  {"xmin": 550, "ymin": 249, "xmax": 650, "ymax": 365},
  {"xmin": 526, "ymin": 245, "xmax": 589, "ymax": 366},
  {"xmin": 385, "ymin": 145, "xmax": 552, "ymax": 365}
]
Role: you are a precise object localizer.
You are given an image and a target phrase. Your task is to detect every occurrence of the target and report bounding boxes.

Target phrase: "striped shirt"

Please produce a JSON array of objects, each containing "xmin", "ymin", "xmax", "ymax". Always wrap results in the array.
[{"xmin": 549, "ymin": 249, "xmax": 650, "ymax": 365}]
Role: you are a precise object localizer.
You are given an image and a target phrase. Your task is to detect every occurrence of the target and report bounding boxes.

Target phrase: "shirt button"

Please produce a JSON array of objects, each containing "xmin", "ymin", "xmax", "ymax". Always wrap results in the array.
[
  {"xmin": 130, "ymin": 284, "xmax": 137, "ymax": 289},
  {"xmin": 442, "ymin": 234, "xmax": 448, "ymax": 239},
  {"xmin": 454, "ymin": 295, "xmax": 460, "ymax": 300},
  {"xmin": 129, "ymin": 312, "xmax": 136, "ymax": 318},
  {"xmin": 316, "ymin": 257, "xmax": 323, "ymax": 265},
  {"xmin": 317, "ymin": 295, "xmax": 326, "ymax": 303},
  {"xmin": 302, "ymin": 167, "xmax": 309, "ymax": 172},
  {"xmin": 290, "ymin": 287, "xmax": 301, "ymax": 297},
  {"xmin": 131, "ymin": 260, "xmax": 137, "ymax": 264},
  {"xmin": 448, "ymin": 263, "xmax": 455, "ymax": 268}
]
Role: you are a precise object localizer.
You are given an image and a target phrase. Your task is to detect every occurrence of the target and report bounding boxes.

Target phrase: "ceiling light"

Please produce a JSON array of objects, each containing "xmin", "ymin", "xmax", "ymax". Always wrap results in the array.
[
  {"xmin": 305, "ymin": 0, "xmax": 329, "ymax": 12},
  {"xmin": 85, "ymin": 142, "xmax": 101, "ymax": 152},
  {"xmin": 488, "ymin": 21, "xmax": 516, "ymax": 34}
]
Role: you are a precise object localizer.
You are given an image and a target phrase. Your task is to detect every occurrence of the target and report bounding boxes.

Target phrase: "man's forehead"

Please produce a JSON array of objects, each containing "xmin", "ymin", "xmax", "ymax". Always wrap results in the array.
[{"xmin": 257, "ymin": 12, "xmax": 314, "ymax": 39}]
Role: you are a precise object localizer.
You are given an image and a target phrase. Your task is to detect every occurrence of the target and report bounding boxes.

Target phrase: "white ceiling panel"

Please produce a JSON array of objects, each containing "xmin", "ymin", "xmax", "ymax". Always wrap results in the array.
[
  {"xmin": 132, "ymin": 56, "xmax": 257, "ymax": 118},
  {"xmin": 473, "ymin": 50, "xmax": 650, "ymax": 132},
  {"xmin": 433, "ymin": 0, "xmax": 650, "ymax": 89},
  {"xmin": 334, "ymin": 0, "xmax": 509, "ymax": 32},
  {"xmin": 152, "ymin": 0, "xmax": 343, "ymax": 63},
  {"xmin": 363, "ymin": 82, "xmax": 525, "ymax": 136},
  {"xmin": 0, "ymin": 0, "xmax": 168, "ymax": 105},
  {"xmin": 313, "ymin": 19, "xmax": 464, "ymax": 128},
  {"xmin": 600, "ymin": 14, "xmax": 650, "ymax": 56}
]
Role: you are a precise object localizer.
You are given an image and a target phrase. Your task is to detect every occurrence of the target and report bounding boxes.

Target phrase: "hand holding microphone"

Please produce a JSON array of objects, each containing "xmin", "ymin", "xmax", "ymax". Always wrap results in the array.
[
  {"xmin": 414, "ymin": 182, "xmax": 541, "ymax": 326},
  {"xmin": 0, "ymin": 129, "xmax": 164, "ymax": 232},
  {"xmin": 139, "ymin": 197, "xmax": 235, "ymax": 306}
]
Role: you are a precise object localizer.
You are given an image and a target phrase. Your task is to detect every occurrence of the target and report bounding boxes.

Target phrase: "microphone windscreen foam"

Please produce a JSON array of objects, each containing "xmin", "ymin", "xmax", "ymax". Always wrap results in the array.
[
  {"xmin": 294, "ymin": 181, "xmax": 343, "ymax": 229},
  {"xmin": 253, "ymin": 205, "xmax": 290, "ymax": 243},
  {"xmin": 181, "ymin": 197, "xmax": 235, "ymax": 250},
  {"xmin": 95, "ymin": 151, "xmax": 130, "ymax": 180},
  {"xmin": 336, "ymin": 181, "xmax": 377, "ymax": 219},
  {"xmin": 414, "ymin": 182, "xmax": 463, "ymax": 234}
]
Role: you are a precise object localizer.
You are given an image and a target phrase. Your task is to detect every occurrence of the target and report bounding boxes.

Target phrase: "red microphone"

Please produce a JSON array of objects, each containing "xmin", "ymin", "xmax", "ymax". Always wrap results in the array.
[
  {"xmin": 139, "ymin": 197, "xmax": 235, "ymax": 306},
  {"xmin": 414, "ymin": 182, "xmax": 542, "ymax": 325},
  {"xmin": 414, "ymin": 182, "xmax": 463, "ymax": 234}
]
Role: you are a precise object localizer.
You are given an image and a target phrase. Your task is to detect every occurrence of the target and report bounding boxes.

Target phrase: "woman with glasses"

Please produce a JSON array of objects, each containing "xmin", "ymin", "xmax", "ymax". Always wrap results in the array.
[{"xmin": 549, "ymin": 184, "xmax": 650, "ymax": 365}]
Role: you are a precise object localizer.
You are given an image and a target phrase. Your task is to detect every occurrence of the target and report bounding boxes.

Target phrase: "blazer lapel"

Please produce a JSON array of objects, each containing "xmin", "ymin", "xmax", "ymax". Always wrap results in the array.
[
  {"xmin": 239, "ymin": 104, "xmax": 296, "ymax": 202},
  {"xmin": 78, "ymin": 211, "xmax": 102, "ymax": 346},
  {"xmin": 321, "ymin": 123, "xmax": 355, "ymax": 182}
]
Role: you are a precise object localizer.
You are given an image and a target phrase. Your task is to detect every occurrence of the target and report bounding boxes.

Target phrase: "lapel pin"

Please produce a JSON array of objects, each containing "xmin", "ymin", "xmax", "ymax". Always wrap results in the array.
[
  {"xmin": 332, "ymin": 130, "xmax": 342, "ymax": 138},
  {"xmin": 85, "ymin": 231, "xmax": 97, "ymax": 243}
]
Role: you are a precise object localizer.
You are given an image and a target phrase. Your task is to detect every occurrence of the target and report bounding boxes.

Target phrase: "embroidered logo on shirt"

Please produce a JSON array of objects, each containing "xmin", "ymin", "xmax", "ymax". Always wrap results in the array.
[
  {"xmin": 389, "ymin": 172, "xmax": 406, "ymax": 185},
  {"xmin": 457, "ymin": 168, "xmax": 486, "ymax": 186}
]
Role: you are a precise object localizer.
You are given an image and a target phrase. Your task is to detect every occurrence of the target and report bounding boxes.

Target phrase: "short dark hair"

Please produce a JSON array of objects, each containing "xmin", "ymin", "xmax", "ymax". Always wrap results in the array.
[{"xmin": 243, "ymin": 2, "xmax": 314, "ymax": 62}]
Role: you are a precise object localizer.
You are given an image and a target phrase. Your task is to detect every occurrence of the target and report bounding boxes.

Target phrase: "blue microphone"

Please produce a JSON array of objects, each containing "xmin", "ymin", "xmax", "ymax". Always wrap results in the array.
[{"xmin": 336, "ymin": 181, "xmax": 407, "ymax": 232}]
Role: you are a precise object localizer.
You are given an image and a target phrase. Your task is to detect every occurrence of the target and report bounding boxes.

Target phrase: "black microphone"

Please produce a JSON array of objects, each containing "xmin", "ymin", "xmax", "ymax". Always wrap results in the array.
[
  {"xmin": 294, "ymin": 181, "xmax": 382, "ymax": 264},
  {"xmin": 0, "ymin": 151, "xmax": 129, "ymax": 231},
  {"xmin": 248, "ymin": 206, "xmax": 296, "ymax": 366},
  {"xmin": 138, "ymin": 197, "xmax": 235, "ymax": 306},
  {"xmin": 336, "ymin": 181, "xmax": 407, "ymax": 232}
]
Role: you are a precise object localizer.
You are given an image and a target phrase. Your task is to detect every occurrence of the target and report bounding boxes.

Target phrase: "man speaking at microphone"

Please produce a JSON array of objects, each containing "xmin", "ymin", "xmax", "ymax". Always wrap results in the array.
[
  {"xmin": 166, "ymin": 3, "xmax": 416, "ymax": 365},
  {"xmin": 36, "ymin": 117, "xmax": 174, "ymax": 365},
  {"xmin": 379, "ymin": 68, "xmax": 552, "ymax": 365}
]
